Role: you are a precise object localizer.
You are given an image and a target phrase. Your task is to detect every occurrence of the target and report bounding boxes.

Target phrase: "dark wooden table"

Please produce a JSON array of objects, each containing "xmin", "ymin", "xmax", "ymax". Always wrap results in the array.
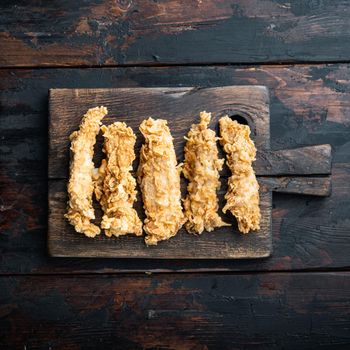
[{"xmin": 1, "ymin": 1, "xmax": 350, "ymax": 349}]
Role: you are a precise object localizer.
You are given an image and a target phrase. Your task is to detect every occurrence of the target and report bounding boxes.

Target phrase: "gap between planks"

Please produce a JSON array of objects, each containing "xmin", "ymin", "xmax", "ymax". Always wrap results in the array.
[
  {"xmin": 4, "ymin": 60, "xmax": 350, "ymax": 70},
  {"xmin": 1, "ymin": 268, "xmax": 349, "ymax": 278}
]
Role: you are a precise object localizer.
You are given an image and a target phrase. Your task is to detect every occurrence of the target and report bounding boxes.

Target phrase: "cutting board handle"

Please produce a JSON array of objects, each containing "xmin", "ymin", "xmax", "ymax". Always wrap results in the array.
[
  {"xmin": 259, "ymin": 176, "xmax": 331, "ymax": 197},
  {"xmin": 256, "ymin": 144, "xmax": 332, "ymax": 176}
]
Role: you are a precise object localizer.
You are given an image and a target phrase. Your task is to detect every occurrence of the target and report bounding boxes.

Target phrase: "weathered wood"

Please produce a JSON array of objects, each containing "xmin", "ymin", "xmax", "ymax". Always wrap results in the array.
[
  {"xmin": 48, "ymin": 86, "xmax": 332, "ymax": 259},
  {"xmin": 260, "ymin": 176, "xmax": 332, "ymax": 196},
  {"xmin": 2, "ymin": 65, "xmax": 348, "ymax": 182},
  {"xmin": 48, "ymin": 86, "xmax": 270, "ymax": 179},
  {"xmin": 48, "ymin": 86, "xmax": 273, "ymax": 259},
  {"xmin": 3, "ymin": 166, "xmax": 347, "ymax": 273},
  {"xmin": 49, "ymin": 179, "xmax": 272, "ymax": 259},
  {"xmin": 48, "ymin": 88, "xmax": 331, "ymax": 179},
  {"xmin": 2, "ymin": 4, "xmax": 350, "ymax": 347},
  {"xmin": 48, "ymin": 173, "xmax": 330, "ymax": 258},
  {"xmin": 1, "ymin": 65, "xmax": 350, "ymax": 272},
  {"xmin": 48, "ymin": 87, "xmax": 332, "ymax": 182},
  {"xmin": 256, "ymin": 145, "xmax": 332, "ymax": 176},
  {"xmin": 1, "ymin": 273, "xmax": 350, "ymax": 348},
  {"xmin": 2, "ymin": 1, "xmax": 350, "ymax": 67},
  {"xmin": 48, "ymin": 173, "xmax": 331, "ymax": 258}
]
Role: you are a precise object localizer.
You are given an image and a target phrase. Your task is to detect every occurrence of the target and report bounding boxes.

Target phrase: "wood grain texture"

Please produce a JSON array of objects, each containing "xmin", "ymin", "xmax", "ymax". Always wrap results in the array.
[
  {"xmin": 1, "ymin": 65, "xmax": 350, "ymax": 272},
  {"xmin": 49, "ymin": 180, "xmax": 272, "ymax": 259},
  {"xmin": 49, "ymin": 86, "xmax": 273, "ymax": 258},
  {"xmin": 259, "ymin": 176, "xmax": 332, "ymax": 197},
  {"xmin": 48, "ymin": 175, "xmax": 331, "ymax": 258},
  {"xmin": 256, "ymin": 145, "xmax": 332, "ymax": 175},
  {"xmin": 2, "ymin": 3, "xmax": 350, "ymax": 347},
  {"xmin": 48, "ymin": 86, "xmax": 331, "ymax": 259},
  {"xmin": 2, "ymin": 1, "xmax": 350, "ymax": 67},
  {"xmin": 1, "ymin": 273, "xmax": 350, "ymax": 349},
  {"xmin": 48, "ymin": 86, "xmax": 270, "ymax": 179}
]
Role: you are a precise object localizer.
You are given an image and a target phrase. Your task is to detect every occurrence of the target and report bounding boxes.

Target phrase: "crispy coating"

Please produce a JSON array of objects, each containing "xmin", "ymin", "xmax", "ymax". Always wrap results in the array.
[
  {"xmin": 65, "ymin": 106, "xmax": 107, "ymax": 237},
  {"xmin": 137, "ymin": 118, "xmax": 185, "ymax": 245},
  {"xmin": 94, "ymin": 122, "xmax": 142, "ymax": 237},
  {"xmin": 183, "ymin": 111, "xmax": 230, "ymax": 234},
  {"xmin": 219, "ymin": 116, "xmax": 261, "ymax": 233}
]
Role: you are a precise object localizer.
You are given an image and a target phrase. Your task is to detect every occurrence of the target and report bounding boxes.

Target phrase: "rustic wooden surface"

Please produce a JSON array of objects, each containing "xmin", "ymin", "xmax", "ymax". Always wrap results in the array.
[
  {"xmin": 2, "ymin": 1, "xmax": 350, "ymax": 67},
  {"xmin": 1, "ymin": 0, "xmax": 350, "ymax": 346},
  {"xmin": 256, "ymin": 144, "xmax": 332, "ymax": 176},
  {"xmin": 49, "ymin": 86, "xmax": 273, "ymax": 259},
  {"xmin": 48, "ymin": 86, "xmax": 271, "ymax": 179},
  {"xmin": 49, "ymin": 180, "xmax": 272, "ymax": 259},
  {"xmin": 2, "ymin": 65, "xmax": 348, "ymax": 273},
  {"xmin": 1, "ymin": 273, "xmax": 349, "ymax": 349},
  {"xmin": 48, "ymin": 86, "xmax": 331, "ymax": 258},
  {"xmin": 259, "ymin": 176, "xmax": 332, "ymax": 197}
]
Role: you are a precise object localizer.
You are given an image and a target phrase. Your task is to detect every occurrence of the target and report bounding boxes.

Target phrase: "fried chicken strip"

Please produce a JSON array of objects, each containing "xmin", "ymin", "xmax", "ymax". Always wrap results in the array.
[
  {"xmin": 183, "ymin": 111, "xmax": 230, "ymax": 234},
  {"xmin": 137, "ymin": 118, "xmax": 185, "ymax": 245},
  {"xmin": 65, "ymin": 106, "xmax": 107, "ymax": 237},
  {"xmin": 219, "ymin": 116, "xmax": 261, "ymax": 233},
  {"xmin": 94, "ymin": 122, "xmax": 142, "ymax": 237}
]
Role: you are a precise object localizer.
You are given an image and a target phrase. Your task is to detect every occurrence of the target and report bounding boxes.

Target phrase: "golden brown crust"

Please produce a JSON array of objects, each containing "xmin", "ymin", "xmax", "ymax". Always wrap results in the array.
[
  {"xmin": 183, "ymin": 111, "xmax": 230, "ymax": 234},
  {"xmin": 219, "ymin": 116, "xmax": 261, "ymax": 233},
  {"xmin": 94, "ymin": 122, "xmax": 142, "ymax": 237},
  {"xmin": 137, "ymin": 118, "xmax": 185, "ymax": 245},
  {"xmin": 65, "ymin": 106, "xmax": 107, "ymax": 237}
]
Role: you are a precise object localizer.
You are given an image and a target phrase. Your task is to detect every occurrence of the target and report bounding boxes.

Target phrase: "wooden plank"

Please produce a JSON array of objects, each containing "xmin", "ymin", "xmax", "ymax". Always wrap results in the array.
[
  {"xmin": 1, "ymin": 273, "xmax": 350, "ymax": 348},
  {"xmin": 48, "ymin": 174, "xmax": 330, "ymax": 258},
  {"xmin": 48, "ymin": 86, "xmax": 273, "ymax": 259},
  {"xmin": 260, "ymin": 176, "xmax": 332, "ymax": 196},
  {"xmin": 3, "ymin": 167, "xmax": 347, "ymax": 273},
  {"xmin": 256, "ymin": 145, "xmax": 332, "ymax": 176},
  {"xmin": 2, "ymin": 64, "xmax": 347, "ymax": 182},
  {"xmin": 48, "ymin": 86, "xmax": 270, "ymax": 179},
  {"xmin": 48, "ymin": 172, "xmax": 331, "ymax": 257},
  {"xmin": 1, "ymin": 65, "xmax": 349, "ymax": 272},
  {"xmin": 48, "ymin": 86, "xmax": 332, "ymax": 259},
  {"xmin": 48, "ymin": 179, "xmax": 272, "ymax": 259},
  {"xmin": 2, "ymin": 1, "xmax": 350, "ymax": 67},
  {"xmin": 48, "ymin": 87, "xmax": 331, "ymax": 179}
]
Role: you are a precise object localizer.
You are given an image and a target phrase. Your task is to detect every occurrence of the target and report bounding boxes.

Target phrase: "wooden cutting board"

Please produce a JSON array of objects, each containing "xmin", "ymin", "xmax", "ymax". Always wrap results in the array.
[{"xmin": 48, "ymin": 87, "xmax": 332, "ymax": 259}]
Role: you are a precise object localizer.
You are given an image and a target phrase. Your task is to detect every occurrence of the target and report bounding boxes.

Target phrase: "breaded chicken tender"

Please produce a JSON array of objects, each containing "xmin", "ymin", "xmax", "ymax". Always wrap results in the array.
[
  {"xmin": 183, "ymin": 111, "xmax": 230, "ymax": 234},
  {"xmin": 137, "ymin": 118, "xmax": 185, "ymax": 245},
  {"xmin": 94, "ymin": 122, "xmax": 142, "ymax": 237},
  {"xmin": 65, "ymin": 106, "xmax": 107, "ymax": 237},
  {"xmin": 219, "ymin": 116, "xmax": 261, "ymax": 233}
]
